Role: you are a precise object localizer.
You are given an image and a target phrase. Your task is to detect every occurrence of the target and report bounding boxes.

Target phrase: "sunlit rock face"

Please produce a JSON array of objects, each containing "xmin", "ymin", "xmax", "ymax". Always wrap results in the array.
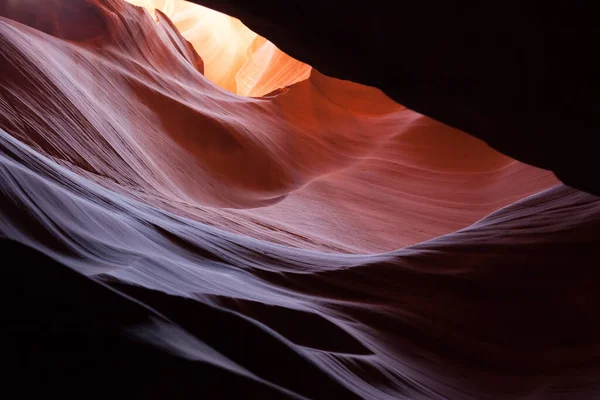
[
  {"xmin": 126, "ymin": 0, "xmax": 311, "ymax": 96},
  {"xmin": 2, "ymin": 1, "xmax": 599, "ymax": 399},
  {"xmin": 0, "ymin": 0, "xmax": 558, "ymax": 251}
]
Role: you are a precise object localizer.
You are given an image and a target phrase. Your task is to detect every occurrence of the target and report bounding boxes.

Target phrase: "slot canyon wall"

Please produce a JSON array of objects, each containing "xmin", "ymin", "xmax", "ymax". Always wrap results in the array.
[{"xmin": 1, "ymin": 1, "xmax": 599, "ymax": 399}]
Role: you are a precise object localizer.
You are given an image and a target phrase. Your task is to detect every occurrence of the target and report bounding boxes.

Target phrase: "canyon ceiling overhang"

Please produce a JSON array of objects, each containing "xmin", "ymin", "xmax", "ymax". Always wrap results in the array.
[{"xmin": 194, "ymin": 1, "xmax": 600, "ymax": 196}]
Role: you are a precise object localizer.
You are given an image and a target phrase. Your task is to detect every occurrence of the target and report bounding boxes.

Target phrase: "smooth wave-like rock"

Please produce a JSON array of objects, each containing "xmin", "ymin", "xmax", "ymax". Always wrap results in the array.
[
  {"xmin": 3, "ymin": 125, "xmax": 600, "ymax": 399},
  {"xmin": 0, "ymin": 0, "xmax": 557, "ymax": 251},
  {"xmin": 1, "ymin": 1, "xmax": 598, "ymax": 399},
  {"xmin": 193, "ymin": 0, "xmax": 600, "ymax": 196}
]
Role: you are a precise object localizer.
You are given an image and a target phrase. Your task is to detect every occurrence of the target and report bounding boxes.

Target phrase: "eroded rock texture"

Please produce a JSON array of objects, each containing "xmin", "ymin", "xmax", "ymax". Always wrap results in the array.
[{"xmin": 1, "ymin": 1, "xmax": 598, "ymax": 399}]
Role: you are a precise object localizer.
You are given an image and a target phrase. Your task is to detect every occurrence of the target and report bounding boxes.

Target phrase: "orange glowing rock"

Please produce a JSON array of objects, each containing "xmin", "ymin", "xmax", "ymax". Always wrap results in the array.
[
  {"xmin": 0, "ymin": 0, "xmax": 557, "ymax": 252},
  {"xmin": 125, "ymin": 0, "xmax": 311, "ymax": 96},
  {"xmin": 4, "ymin": 3, "xmax": 599, "ymax": 399}
]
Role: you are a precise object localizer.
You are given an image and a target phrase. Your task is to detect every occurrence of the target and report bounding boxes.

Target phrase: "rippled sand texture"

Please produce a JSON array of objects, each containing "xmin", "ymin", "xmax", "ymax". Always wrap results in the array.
[{"xmin": 2, "ymin": 1, "xmax": 599, "ymax": 399}]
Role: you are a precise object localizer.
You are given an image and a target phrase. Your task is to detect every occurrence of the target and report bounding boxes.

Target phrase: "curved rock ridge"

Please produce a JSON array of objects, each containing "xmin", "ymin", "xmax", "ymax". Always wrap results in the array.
[
  {"xmin": 189, "ymin": 0, "xmax": 600, "ymax": 197},
  {"xmin": 2, "ymin": 126, "xmax": 600, "ymax": 399},
  {"xmin": 0, "ymin": 0, "xmax": 556, "ymax": 252},
  {"xmin": 2, "ymin": 1, "xmax": 597, "ymax": 399}
]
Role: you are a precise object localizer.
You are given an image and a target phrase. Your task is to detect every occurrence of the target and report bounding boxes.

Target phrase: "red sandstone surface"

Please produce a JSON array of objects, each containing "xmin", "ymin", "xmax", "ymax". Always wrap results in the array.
[{"xmin": 2, "ymin": 1, "xmax": 599, "ymax": 399}]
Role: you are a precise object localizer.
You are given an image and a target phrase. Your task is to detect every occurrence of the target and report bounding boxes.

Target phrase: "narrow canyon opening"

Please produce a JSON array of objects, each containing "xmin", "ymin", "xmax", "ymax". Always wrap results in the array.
[{"xmin": 126, "ymin": 0, "xmax": 312, "ymax": 97}]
